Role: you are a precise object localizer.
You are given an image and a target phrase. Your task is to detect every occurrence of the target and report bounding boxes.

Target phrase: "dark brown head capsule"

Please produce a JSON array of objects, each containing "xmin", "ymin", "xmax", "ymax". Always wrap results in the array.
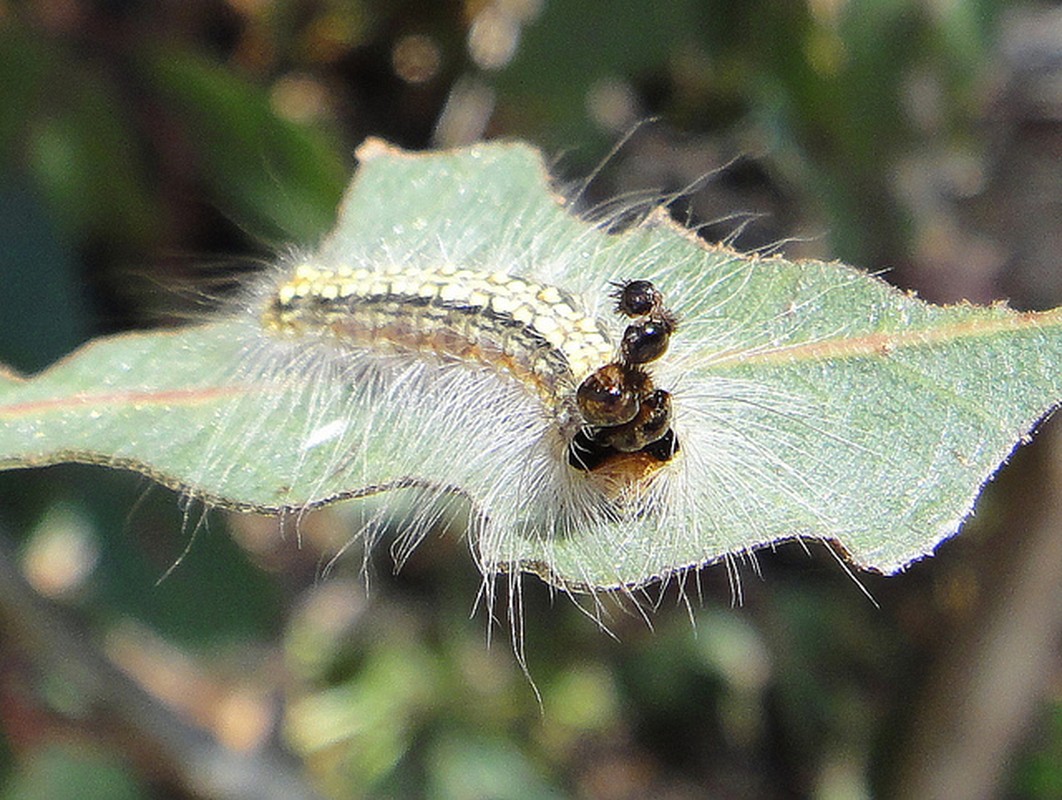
[
  {"xmin": 576, "ymin": 363, "xmax": 642, "ymax": 427},
  {"xmin": 620, "ymin": 317, "xmax": 674, "ymax": 365},
  {"xmin": 613, "ymin": 280, "xmax": 662, "ymax": 318}
]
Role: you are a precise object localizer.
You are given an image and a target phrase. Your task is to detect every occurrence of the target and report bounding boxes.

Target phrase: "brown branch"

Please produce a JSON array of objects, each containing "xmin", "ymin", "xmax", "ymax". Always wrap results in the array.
[
  {"xmin": 0, "ymin": 534, "xmax": 325, "ymax": 800},
  {"xmin": 888, "ymin": 418, "xmax": 1062, "ymax": 798}
]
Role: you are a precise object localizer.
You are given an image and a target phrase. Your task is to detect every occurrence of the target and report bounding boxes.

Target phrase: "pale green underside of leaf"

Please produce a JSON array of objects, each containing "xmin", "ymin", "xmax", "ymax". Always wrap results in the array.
[{"xmin": 1, "ymin": 140, "xmax": 1059, "ymax": 589}]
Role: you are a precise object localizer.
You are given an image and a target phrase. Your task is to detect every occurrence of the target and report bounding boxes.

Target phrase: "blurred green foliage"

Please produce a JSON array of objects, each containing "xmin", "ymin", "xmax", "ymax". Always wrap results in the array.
[{"xmin": 0, "ymin": 1, "xmax": 1058, "ymax": 798}]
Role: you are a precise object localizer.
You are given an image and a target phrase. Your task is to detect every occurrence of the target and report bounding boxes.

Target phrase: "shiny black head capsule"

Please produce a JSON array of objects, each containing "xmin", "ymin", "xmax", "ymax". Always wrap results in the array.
[
  {"xmin": 613, "ymin": 280, "xmax": 662, "ymax": 318},
  {"xmin": 620, "ymin": 318, "xmax": 673, "ymax": 364}
]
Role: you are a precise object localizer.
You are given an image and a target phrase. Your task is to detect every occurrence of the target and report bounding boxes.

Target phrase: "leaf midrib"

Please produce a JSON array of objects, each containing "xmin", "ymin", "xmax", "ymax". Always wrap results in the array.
[{"xmin": 711, "ymin": 307, "xmax": 1062, "ymax": 368}]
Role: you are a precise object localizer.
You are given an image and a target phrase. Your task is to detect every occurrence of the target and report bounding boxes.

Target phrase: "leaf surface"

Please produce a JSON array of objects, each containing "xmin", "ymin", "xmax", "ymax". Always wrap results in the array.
[{"xmin": 1, "ymin": 141, "xmax": 1059, "ymax": 589}]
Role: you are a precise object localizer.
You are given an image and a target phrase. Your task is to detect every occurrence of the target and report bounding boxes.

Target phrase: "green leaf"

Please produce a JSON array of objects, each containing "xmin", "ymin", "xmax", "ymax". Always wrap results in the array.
[
  {"xmin": 1, "ymin": 743, "xmax": 147, "ymax": 800},
  {"xmin": 0, "ymin": 140, "xmax": 1059, "ymax": 590},
  {"xmin": 141, "ymin": 48, "xmax": 348, "ymax": 243},
  {"xmin": 0, "ymin": 27, "xmax": 158, "ymax": 246}
]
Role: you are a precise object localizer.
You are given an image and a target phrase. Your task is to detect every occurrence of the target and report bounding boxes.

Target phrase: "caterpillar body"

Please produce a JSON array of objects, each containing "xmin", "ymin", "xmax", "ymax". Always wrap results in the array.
[{"xmin": 263, "ymin": 261, "xmax": 680, "ymax": 492}]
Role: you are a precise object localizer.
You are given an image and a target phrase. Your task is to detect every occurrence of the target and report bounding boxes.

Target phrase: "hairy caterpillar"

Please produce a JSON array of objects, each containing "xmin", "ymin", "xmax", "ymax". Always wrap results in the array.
[{"xmin": 264, "ymin": 264, "xmax": 680, "ymax": 498}]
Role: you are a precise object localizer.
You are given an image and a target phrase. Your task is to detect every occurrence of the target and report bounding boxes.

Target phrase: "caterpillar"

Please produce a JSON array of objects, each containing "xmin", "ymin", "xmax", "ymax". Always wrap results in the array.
[
  {"xmin": 263, "ymin": 264, "xmax": 680, "ymax": 500},
  {"xmin": 224, "ymin": 258, "xmax": 701, "ymax": 591}
]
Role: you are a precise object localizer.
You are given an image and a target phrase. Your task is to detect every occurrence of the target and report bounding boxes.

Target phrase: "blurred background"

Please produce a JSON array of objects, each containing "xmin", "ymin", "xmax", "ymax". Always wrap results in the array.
[{"xmin": 0, "ymin": 1, "xmax": 1060, "ymax": 798}]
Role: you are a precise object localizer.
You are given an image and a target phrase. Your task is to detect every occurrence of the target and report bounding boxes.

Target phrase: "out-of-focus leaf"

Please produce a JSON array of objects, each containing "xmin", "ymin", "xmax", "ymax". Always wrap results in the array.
[
  {"xmin": 0, "ymin": 180, "xmax": 89, "ymax": 373},
  {"xmin": 496, "ymin": 0, "xmax": 699, "ymax": 149},
  {"xmin": 0, "ymin": 23, "xmax": 156, "ymax": 246},
  {"xmin": 20, "ymin": 55, "xmax": 156, "ymax": 245},
  {"xmin": 142, "ymin": 49, "xmax": 348, "ymax": 243},
  {"xmin": 0, "ymin": 28, "xmax": 50, "ymax": 161},
  {"xmin": 0, "ymin": 743, "xmax": 147, "ymax": 800},
  {"xmin": 427, "ymin": 735, "xmax": 560, "ymax": 800}
]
